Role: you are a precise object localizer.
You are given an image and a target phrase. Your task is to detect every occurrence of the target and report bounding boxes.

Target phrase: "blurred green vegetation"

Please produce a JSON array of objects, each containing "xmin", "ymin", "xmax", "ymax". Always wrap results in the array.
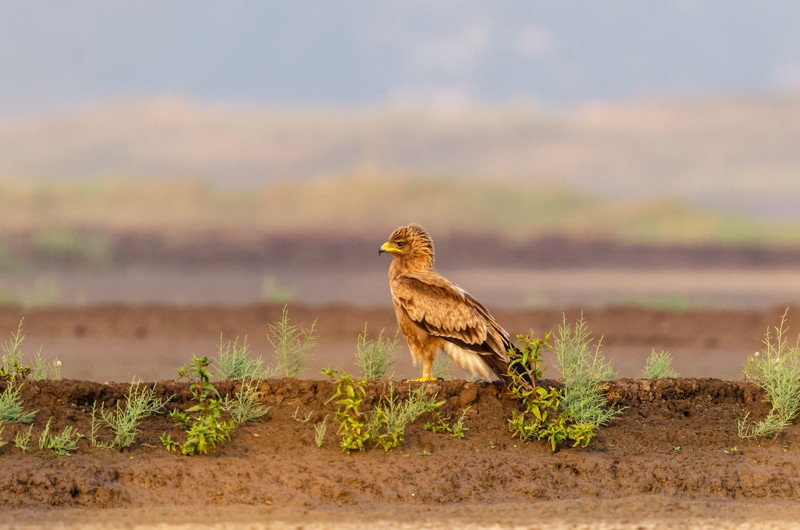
[
  {"xmin": 32, "ymin": 229, "xmax": 114, "ymax": 269},
  {"xmin": 0, "ymin": 175, "xmax": 798, "ymax": 246}
]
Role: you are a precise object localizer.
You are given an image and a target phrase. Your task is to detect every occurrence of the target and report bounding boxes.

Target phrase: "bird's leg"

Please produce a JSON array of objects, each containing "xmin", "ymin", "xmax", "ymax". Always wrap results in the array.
[{"xmin": 408, "ymin": 357, "xmax": 437, "ymax": 383}]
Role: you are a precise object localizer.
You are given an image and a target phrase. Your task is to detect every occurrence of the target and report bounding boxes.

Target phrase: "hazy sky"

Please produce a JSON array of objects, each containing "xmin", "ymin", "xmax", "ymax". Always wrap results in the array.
[{"xmin": 2, "ymin": 1, "xmax": 800, "ymax": 120}]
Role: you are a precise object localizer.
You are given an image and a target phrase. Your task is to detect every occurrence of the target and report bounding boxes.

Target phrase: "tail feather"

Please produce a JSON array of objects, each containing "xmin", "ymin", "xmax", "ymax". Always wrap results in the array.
[{"xmin": 482, "ymin": 340, "xmax": 535, "ymax": 386}]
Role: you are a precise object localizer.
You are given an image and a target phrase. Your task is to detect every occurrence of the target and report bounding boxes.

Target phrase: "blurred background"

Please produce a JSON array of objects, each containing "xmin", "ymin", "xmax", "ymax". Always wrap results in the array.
[{"xmin": 2, "ymin": 0, "xmax": 800, "ymax": 311}]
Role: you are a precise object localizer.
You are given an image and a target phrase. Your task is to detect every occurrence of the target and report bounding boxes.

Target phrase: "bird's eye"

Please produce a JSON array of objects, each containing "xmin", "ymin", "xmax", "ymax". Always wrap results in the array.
[{"xmin": 396, "ymin": 241, "xmax": 405, "ymax": 247}]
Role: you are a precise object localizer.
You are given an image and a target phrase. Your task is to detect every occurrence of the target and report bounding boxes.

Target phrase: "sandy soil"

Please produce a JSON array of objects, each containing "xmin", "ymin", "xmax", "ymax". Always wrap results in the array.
[{"xmin": 1, "ymin": 375, "xmax": 799, "ymax": 529}]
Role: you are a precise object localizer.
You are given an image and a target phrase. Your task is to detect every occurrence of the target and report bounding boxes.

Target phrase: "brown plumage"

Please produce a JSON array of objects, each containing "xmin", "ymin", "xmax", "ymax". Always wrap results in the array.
[{"xmin": 379, "ymin": 223, "xmax": 525, "ymax": 383}]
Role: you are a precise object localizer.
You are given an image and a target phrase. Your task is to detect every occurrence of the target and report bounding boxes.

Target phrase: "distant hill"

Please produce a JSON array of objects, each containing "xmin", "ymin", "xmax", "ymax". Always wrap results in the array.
[{"xmin": 1, "ymin": 93, "xmax": 799, "ymax": 220}]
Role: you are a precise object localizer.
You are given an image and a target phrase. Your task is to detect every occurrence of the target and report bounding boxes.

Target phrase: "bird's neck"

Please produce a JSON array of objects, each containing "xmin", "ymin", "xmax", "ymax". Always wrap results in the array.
[{"xmin": 389, "ymin": 256, "xmax": 434, "ymax": 278}]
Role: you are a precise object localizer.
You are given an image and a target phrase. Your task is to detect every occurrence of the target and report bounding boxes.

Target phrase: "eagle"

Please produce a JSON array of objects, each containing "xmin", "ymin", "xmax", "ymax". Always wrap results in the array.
[{"xmin": 379, "ymin": 223, "xmax": 527, "ymax": 384}]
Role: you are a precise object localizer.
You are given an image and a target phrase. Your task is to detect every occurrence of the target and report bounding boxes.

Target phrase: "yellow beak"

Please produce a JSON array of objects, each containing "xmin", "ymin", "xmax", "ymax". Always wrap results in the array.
[{"xmin": 379, "ymin": 241, "xmax": 401, "ymax": 255}]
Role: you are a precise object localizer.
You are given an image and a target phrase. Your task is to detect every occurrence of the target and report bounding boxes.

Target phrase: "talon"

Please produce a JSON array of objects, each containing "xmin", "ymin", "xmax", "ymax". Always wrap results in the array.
[{"xmin": 408, "ymin": 376, "xmax": 438, "ymax": 383}]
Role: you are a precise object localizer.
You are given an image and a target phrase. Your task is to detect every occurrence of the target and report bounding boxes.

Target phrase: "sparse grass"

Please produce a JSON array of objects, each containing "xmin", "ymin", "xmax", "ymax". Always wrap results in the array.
[
  {"xmin": 267, "ymin": 306, "xmax": 317, "ymax": 378},
  {"xmin": 370, "ymin": 384, "xmax": 443, "ymax": 451},
  {"xmin": 2, "ymin": 319, "xmax": 58, "ymax": 381},
  {"xmin": 1, "ymin": 320, "xmax": 30, "ymax": 381},
  {"xmin": 314, "ymin": 415, "xmax": 329, "ymax": 448},
  {"xmin": 38, "ymin": 417, "xmax": 83, "ymax": 456},
  {"xmin": 642, "ymin": 350, "xmax": 679, "ymax": 378},
  {"xmin": 0, "ymin": 383, "xmax": 37, "ymax": 424},
  {"xmin": 33, "ymin": 350, "xmax": 61, "ymax": 380},
  {"xmin": 425, "ymin": 407, "xmax": 471, "ymax": 439},
  {"xmin": 97, "ymin": 380, "xmax": 171, "ymax": 448},
  {"xmin": 553, "ymin": 314, "xmax": 622, "ymax": 429},
  {"xmin": 291, "ymin": 406, "xmax": 314, "ymax": 423},
  {"xmin": 14, "ymin": 424, "xmax": 33, "ymax": 452},
  {"xmin": 354, "ymin": 325, "xmax": 399, "ymax": 380},
  {"xmin": 738, "ymin": 310, "xmax": 800, "ymax": 439},
  {"xmin": 221, "ymin": 378, "xmax": 271, "ymax": 423},
  {"xmin": 0, "ymin": 424, "xmax": 5, "ymax": 448},
  {"xmin": 214, "ymin": 335, "xmax": 277, "ymax": 381},
  {"xmin": 89, "ymin": 402, "xmax": 109, "ymax": 448}
]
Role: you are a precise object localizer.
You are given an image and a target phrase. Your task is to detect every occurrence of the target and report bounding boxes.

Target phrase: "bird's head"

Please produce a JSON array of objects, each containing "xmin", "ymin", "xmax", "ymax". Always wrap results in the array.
[{"xmin": 379, "ymin": 223, "xmax": 435, "ymax": 269}]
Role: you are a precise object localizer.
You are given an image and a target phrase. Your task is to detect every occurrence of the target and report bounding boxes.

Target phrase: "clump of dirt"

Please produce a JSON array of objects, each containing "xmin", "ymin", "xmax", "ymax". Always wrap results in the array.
[{"xmin": 1, "ymin": 376, "xmax": 796, "ymax": 512}]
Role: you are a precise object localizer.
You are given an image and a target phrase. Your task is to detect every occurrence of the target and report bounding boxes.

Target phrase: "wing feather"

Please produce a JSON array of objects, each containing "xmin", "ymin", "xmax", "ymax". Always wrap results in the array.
[{"xmin": 391, "ymin": 271, "xmax": 510, "ymax": 355}]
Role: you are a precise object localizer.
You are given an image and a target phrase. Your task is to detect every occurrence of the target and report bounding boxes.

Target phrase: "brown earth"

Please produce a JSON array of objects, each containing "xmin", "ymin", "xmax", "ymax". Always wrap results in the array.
[
  {"xmin": 1, "ymin": 304, "xmax": 800, "ymax": 528},
  {"xmin": 1, "ymin": 376, "xmax": 798, "ymax": 529}
]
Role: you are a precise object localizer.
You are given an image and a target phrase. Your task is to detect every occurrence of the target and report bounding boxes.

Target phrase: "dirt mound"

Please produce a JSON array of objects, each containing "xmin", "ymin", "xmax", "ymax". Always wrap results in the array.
[{"xmin": 1, "ymin": 376, "xmax": 795, "ymax": 514}]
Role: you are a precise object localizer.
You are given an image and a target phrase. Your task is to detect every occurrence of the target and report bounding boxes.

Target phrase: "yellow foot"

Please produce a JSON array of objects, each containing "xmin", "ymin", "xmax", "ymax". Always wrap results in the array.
[{"xmin": 408, "ymin": 376, "xmax": 438, "ymax": 383}]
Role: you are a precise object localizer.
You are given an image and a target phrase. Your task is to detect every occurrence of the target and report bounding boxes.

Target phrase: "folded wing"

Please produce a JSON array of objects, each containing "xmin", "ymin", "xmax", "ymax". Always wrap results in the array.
[{"xmin": 391, "ymin": 271, "xmax": 515, "ymax": 379}]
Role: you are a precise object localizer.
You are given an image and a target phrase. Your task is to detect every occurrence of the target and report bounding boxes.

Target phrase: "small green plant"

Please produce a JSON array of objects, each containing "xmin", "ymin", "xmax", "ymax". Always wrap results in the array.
[
  {"xmin": 642, "ymin": 350, "xmax": 679, "ymax": 378},
  {"xmin": 370, "ymin": 384, "xmax": 443, "ymax": 451},
  {"xmin": 324, "ymin": 369, "xmax": 444, "ymax": 453},
  {"xmin": 89, "ymin": 402, "xmax": 110, "ymax": 448},
  {"xmin": 97, "ymin": 380, "xmax": 171, "ymax": 448},
  {"xmin": 506, "ymin": 332, "xmax": 595, "ymax": 451},
  {"xmin": 738, "ymin": 310, "xmax": 800, "ymax": 439},
  {"xmin": 221, "ymin": 378, "xmax": 271, "ymax": 423},
  {"xmin": 425, "ymin": 407, "xmax": 471, "ymax": 439},
  {"xmin": 214, "ymin": 335, "xmax": 277, "ymax": 381},
  {"xmin": 38, "ymin": 417, "xmax": 83, "ymax": 456},
  {"xmin": 268, "ymin": 306, "xmax": 317, "ymax": 378},
  {"xmin": 553, "ymin": 314, "xmax": 622, "ymax": 428},
  {"xmin": 161, "ymin": 356, "xmax": 235, "ymax": 456},
  {"xmin": 33, "ymin": 350, "xmax": 62, "ymax": 381},
  {"xmin": 15, "ymin": 424, "xmax": 33, "ymax": 452},
  {"xmin": 724, "ymin": 446, "xmax": 739, "ymax": 455},
  {"xmin": 291, "ymin": 406, "xmax": 314, "ymax": 423},
  {"xmin": 14, "ymin": 425, "xmax": 33, "ymax": 453},
  {"xmin": 1, "ymin": 320, "xmax": 31, "ymax": 381},
  {"xmin": 323, "ymin": 368, "xmax": 371, "ymax": 453},
  {"xmin": 0, "ymin": 382, "xmax": 37, "ymax": 423},
  {"xmin": 354, "ymin": 325, "xmax": 399, "ymax": 380},
  {"xmin": 314, "ymin": 415, "xmax": 329, "ymax": 448}
]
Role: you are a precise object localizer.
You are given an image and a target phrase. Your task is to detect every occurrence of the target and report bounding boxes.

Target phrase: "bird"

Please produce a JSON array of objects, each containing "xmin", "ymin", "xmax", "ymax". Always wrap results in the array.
[{"xmin": 379, "ymin": 223, "xmax": 527, "ymax": 384}]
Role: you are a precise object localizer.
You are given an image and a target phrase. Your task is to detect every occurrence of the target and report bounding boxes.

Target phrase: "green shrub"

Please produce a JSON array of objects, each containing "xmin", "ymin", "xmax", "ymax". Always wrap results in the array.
[
  {"xmin": 553, "ymin": 314, "xmax": 622, "ymax": 428},
  {"xmin": 1, "ymin": 320, "xmax": 30, "ymax": 382},
  {"xmin": 642, "ymin": 350, "xmax": 679, "ymax": 378},
  {"xmin": 323, "ymin": 369, "xmax": 443, "ymax": 453},
  {"xmin": 38, "ymin": 417, "xmax": 83, "ymax": 456},
  {"xmin": 97, "ymin": 380, "xmax": 171, "ymax": 448},
  {"xmin": 14, "ymin": 425, "xmax": 33, "ymax": 452},
  {"xmin": 354, "ymin": 325, "xmax": 399, "ymax": 380},
  {"xmin": 268, "ymin": 306, "xmax": 317, "ymax": 378},
  {"xmin": 506, "ymin": 332, "xmax": 594, "ymax": 451},
  {"xmin": 739, "ymin": 310, "xmax": 800, "ymax": 438},
  {"xmin": 370, "ymin": 384, "xmax": 443, "ymax": 451},
  {"xmin": 0, "ymin": 382, "xmax": 37, "ymax": 424},
  {"xmin": 221, "ymin": 378, "xmax": 271, "ymax": 423},
  {"xmin": 161, "ymin": 356, "xmax": 235, "ymax": 456},
  {"xmin": 214, "ymin": 335, "xmax": 277, "ymax": 380}
]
